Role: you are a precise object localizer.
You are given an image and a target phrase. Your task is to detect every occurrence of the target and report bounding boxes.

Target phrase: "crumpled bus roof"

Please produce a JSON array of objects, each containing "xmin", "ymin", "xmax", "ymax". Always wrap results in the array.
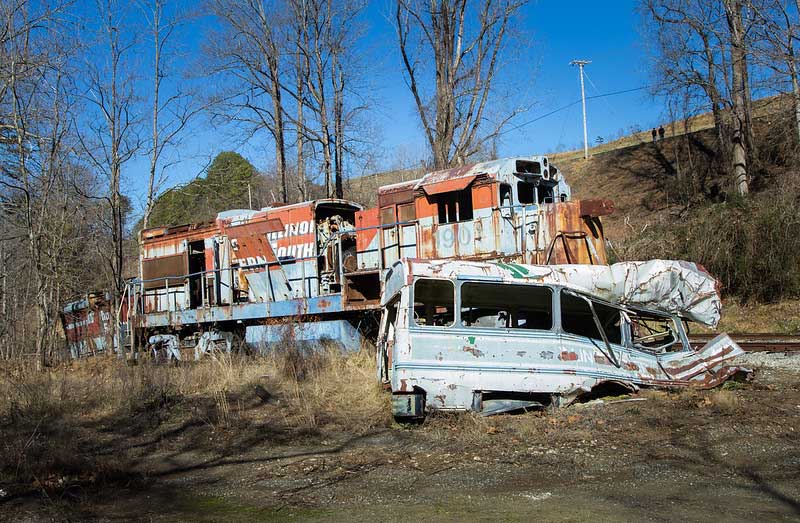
[{"xmin": 383, "ymin": 259, "xmax": 722, "ymax": 328}]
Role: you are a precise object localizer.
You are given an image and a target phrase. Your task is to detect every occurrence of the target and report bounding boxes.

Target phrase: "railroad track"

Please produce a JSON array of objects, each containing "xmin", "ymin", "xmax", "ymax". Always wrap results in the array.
[{"xmin": 689, "ymin": 333, "xmax": 800, "ymax": 353}]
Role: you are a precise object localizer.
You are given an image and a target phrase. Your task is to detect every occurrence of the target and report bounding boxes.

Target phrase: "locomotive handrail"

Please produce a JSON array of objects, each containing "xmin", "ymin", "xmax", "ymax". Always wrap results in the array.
[{"xmin": 129, "ymin": 205, "xmax": 565, "ymax": 316}]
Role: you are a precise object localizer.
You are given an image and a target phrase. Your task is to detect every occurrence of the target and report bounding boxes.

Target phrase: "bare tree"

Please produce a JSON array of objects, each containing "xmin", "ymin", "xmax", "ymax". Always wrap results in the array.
[
  {"xmin": 78, "ymin": 0, "xmax": 141, "ymax": 346},
  {"xmin": 296, "ymin": 0, "xmax": 335, "ymax": 197},
  {"xmin": 395, "ymin": 0, "xmax": 526, "ymax": 169},
  {"xmin": 284, "ymin": 0, "xmax": 367, "ymax": 199},
  {"xmin": 750, "ymin": 0, "xmax": 800, "ymax": 145},
  {"xmin": 292, "ymin": 7, "xmax": 309, "ymax": 201},
  {"xmin": 206, "ymin": 0, "xmax": 289, "ymax": 203},
  {"xmin": 643, "ymin": 0, "xmax": 756, "ymax": 195},
  {"xmin": 140, "ymin": 0, "xmax": 201, "ymax": 229},
  {"xmin": 1, "ymin": 0, "xmax": 84, "ymax": 367}
]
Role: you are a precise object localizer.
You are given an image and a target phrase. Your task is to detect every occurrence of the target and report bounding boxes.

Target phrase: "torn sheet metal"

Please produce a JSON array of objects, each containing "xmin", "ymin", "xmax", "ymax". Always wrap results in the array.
[{"xmin": 383, "ymin": 259, "xmax": 721, "ymax": 327}]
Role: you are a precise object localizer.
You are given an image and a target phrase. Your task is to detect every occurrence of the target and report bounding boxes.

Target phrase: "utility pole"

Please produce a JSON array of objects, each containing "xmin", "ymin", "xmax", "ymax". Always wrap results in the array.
[{"xmin": 570, "ymin": 59, "xmax": 591, "ymax": 160}]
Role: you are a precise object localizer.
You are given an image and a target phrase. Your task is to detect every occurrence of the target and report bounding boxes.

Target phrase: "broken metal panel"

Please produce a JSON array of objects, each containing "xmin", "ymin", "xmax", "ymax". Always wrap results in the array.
[
  {"xmin": 418, "ymin": 173, "xmax": 480, "ymax": 195},
  {"xmin": 219, "ymin": 217, "xmax": 283, "ymax": 264},
  {"xmin": 60, "ymin": 292, "xmax": 117, "ymax": 358},
  {"xmin": 245, "ymin": 319, "xmax": 364, "ymax": 353},
  {"xmin": 658, "ymin": 333, "xmax": 746, "ymax": 386}
]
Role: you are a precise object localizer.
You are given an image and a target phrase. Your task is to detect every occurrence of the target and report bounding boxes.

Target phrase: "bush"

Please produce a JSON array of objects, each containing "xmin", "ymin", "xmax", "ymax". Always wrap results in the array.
[{"xmin": 620, "ymin": 174, "xmax": 800, "ymax": 302}]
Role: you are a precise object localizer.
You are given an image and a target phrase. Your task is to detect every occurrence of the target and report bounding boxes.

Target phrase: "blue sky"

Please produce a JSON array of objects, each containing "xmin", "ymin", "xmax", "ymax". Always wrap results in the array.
[{"xmin": 121, "ymin": 0, "xmax": 665, "ymax": 212}]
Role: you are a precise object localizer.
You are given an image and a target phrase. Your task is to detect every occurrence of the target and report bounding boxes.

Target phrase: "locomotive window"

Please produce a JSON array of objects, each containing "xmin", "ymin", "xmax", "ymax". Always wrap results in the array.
[
  {"xmin": 518, "ymin": 182, "xmax": 535, "ymax": 205},
  {"xmin": 380, "ymin": 206, "xmax": 395, "ymax": 225},
  {"xmin": 413, "ymin": 278, "xmax": 454, "ymax": 327},
  {"xmin": 436, "ymin": 190, "xmax": 473, "ymax": 224},
  {"xmin": 515, "ymin": 160, "xmax": 541, "ymax": 174},
  {"xmin": 398, "ymin": 203, "xmax": 416, "ymax": 222},
  {"xmin": 517, "ymin": 182, "xmax": 553, "ymax": 205},
  {"xmin": 499, "ymin": 184, "xmax": 512, "ymax": 207},
  {"xmin": 458, "ymin": 190, "xmax": 473, "ymax": 220},
  {"xmin": 539, "ymin": 185, "xmax": 554, "ymax": 203},
  {"xmin": 461, "ymin": 282, "xmax": 552, "ymax": 330},
  {"xmin": 561, "ymin": 291, "xmax": 622, "ymax": 344}
]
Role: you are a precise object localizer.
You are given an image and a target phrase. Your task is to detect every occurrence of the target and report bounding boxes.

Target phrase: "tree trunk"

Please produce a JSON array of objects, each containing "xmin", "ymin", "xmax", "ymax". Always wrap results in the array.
[
  {"xmin": 314, "ymin": 58, "xmax": 332, "ymax": 197},
  {"xmin": 296, "ymin": 57, "xmax": 307, "ymax": 201},
  {"xmin": 432, "ymin": 0, "xmax": 458, "ymax": 169},
  {"xmin": 322, "ymin": 126, "xmax": 332, "ymax": 198},
  {"xmin": 741, "ymin": 40, "xmax": 756, "ymax": 161},
  {"xmin": 788, "ymin": 44, "xmax": 800, "ymax": 147},
  {"xmin": 144, "ymin": 0, "xmax": 162, "ymax": 230},
  {"xmin": 332, "ymin": 56, "xmax": 344, "ymax": 199},
  {"xmin": 270, "ymin": 65, "xmax": 287, "ymax": 203},
  {"xmin": 724, "ymin": 0, "xmax": 749, "ymax": 195}
]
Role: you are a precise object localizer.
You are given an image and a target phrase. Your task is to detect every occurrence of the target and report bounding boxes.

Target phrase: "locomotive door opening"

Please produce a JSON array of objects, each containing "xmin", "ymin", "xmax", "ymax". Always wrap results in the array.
[{"xmin": 187, "ymin": 240, "xmax": 205, "ymax": 308}]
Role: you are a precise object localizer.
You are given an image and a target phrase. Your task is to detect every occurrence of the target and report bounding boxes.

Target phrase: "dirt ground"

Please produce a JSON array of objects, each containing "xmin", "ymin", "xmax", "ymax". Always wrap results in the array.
[{"xmin": 2, "ymin": 353, "xmax": 800, "ymax": 522}]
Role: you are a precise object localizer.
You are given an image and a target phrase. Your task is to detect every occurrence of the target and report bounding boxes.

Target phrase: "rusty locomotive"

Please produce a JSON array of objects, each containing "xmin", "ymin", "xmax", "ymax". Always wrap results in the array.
[{"xmin": 62, "ymin": 155, "xmax": 614, "ymax": 358}]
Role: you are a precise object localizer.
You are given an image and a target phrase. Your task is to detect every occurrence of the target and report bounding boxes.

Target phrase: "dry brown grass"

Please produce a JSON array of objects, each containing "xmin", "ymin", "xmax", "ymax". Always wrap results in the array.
[
  {"xmin": 0, "ymin": 343, "xmax": 389, "ymax": 501},
  {"xmin": 712, "ymin": 298, "xmax": 800, "ymax": 333},
  {"xmin": 702, "ymin": 390, "xmax": 740, "ymax": 413},
  {"xmin": 268, "ymin": 342, "xmax": 391, "ymax": 430}
]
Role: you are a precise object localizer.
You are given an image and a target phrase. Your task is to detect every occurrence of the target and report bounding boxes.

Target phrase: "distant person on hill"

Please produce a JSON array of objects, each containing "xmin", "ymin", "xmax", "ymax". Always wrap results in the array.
[
  {"xmin": 651, "ymin": 128, "xmax": 657, "ymax": 142},
  {"xmin": 658, "ymin": 126, "xmax": 665, "ymax": 140}
]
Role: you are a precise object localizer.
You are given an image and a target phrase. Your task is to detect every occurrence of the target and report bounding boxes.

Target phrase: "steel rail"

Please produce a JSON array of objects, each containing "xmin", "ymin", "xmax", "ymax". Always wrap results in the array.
[{"xmin": 688, "ymin": 333, "xmax": 800, "ymax": 353}]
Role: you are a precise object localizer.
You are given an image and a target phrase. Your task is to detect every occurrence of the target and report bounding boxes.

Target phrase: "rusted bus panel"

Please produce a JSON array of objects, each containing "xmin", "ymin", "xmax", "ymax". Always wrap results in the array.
[{"xmin": 380, "ymin": 259, "xmax": 749, "ymax": 416}]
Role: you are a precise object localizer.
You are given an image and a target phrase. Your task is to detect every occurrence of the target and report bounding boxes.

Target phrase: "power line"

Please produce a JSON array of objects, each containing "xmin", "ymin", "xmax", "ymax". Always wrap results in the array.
[
  {"xmin": 499, "ymin": 85, "xmax": 650, "ymax": 136},
  {"xmin": 586, "ymin": 85, "xmax": 649, "ymax": 101},
  {"xmin": 583, "ymin": 69, "xmax": 618, "ymax": 121}
]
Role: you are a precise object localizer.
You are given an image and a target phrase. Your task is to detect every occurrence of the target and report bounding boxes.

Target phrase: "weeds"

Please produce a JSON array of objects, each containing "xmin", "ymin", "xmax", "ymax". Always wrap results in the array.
[
  {"xmin": 620, "ymin": 174, "xmax": 800, "ymax": 302},
  {"xmin": 0, "ymin": 341, "xmax": 389, "ymax": 501}
]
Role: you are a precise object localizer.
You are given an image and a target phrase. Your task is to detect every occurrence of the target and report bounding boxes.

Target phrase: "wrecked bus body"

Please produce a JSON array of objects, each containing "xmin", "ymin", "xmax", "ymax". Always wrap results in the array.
[{"xmin": 378, "ymin": 259, "xmax": 750, "ymax": 419}]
